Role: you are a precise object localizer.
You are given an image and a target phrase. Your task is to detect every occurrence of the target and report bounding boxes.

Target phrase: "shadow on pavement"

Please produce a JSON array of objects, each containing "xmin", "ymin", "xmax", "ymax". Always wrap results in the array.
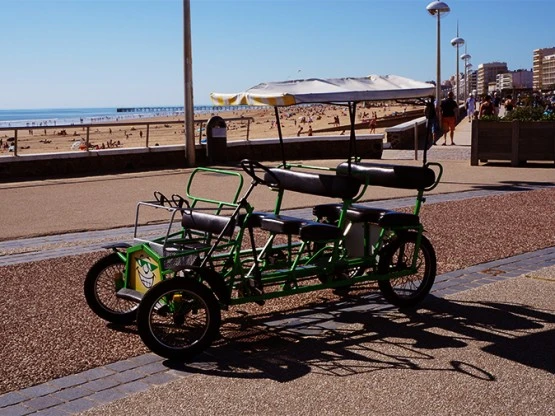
[
  {"xmin": 163, "ymin": 292, "xmax": 554, "ymax": 382},
  {"xmin": 441, "ymin": 180, "xmax": 555, "ymax": 192},
  {"xmin": 478, "ymin": 161, "xmax": 555, "ymax": 169}
]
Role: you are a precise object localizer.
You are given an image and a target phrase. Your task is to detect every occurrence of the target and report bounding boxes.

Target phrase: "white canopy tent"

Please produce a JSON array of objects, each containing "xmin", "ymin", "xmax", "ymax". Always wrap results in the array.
[
  {"xmin": 210, "ymin": 75, "xmax": 435, "ymax": 107},
  {"xmin": 210, "ymin": 74, "xmax": 435, "ymax": 165}
]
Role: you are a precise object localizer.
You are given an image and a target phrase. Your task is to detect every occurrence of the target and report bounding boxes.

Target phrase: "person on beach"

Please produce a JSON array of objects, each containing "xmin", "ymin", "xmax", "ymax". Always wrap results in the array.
[
  {"xmin": 440, "ymin": 91, "xmax": 458, "ymax": 145},
  {"xmin": 369, "ymin": 112, "xmax": 377, "ymax": 133},
  {"xmin": 465, "ymin": 94, "xmax": 476, "ymax": 122}
]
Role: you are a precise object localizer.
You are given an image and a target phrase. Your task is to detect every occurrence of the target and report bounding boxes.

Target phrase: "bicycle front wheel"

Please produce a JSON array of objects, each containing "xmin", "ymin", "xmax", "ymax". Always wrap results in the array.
[{"xmin": 84, "ymin": 252, "xmax": 138, "ymax": 325}]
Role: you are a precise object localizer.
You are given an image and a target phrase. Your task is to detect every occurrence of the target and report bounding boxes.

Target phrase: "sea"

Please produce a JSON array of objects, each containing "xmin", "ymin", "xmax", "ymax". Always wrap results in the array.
[{"xmin": 0, "ymin": 105, "xmax": 252, "ymax": 128}]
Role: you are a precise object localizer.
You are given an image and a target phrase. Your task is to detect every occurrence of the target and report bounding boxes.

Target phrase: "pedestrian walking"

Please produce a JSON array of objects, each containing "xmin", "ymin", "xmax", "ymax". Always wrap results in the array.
[
  {"xmin": 424, "ymin": 95, "xmax": 440, "ymax": 145},
  {"xmin": 493, "ymin": 92, "xmax": 501, "ymax": 116},
  {"xmin": 440, "ymin": 91, "xmax": 458, "ymax": 145},
  {"xmin": 465, "ymin": 94, "xmax": 476, "ymax": 122}
]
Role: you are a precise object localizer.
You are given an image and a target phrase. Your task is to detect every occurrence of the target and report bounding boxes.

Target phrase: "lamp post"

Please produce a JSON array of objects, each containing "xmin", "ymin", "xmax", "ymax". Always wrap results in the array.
[
  {"xmin": 183, "ymin": 0, "xmax": 195, "ymax": 166},
  {"xmin": 427, "ymin": 1, "xmax": 450, "ymax": 125},
  {"xmin": 461, "ymin": 52, "xmax": 471, "ymax": 97},
  {"xmin": 450, "ymin": 22, "xmax": 464, "ymax": 104}
]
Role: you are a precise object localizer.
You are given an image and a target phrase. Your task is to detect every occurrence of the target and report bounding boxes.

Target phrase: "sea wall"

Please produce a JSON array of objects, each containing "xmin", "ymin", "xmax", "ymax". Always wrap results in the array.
[{"xmin": 0, "ymin": 135, "xmax": 384, "ymax": 182}]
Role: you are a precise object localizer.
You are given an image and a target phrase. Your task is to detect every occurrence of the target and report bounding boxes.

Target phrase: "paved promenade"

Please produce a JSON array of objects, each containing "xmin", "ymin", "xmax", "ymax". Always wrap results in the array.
[{"xmin": 1, "ymin": 119, "xmax": 554, "ymax": 415}]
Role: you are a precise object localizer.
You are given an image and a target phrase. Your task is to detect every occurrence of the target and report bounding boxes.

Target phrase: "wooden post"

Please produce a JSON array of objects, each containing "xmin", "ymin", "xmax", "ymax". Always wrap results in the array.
[
  {"xmin": 198, "ymin": 121, "xmax": 204, "ymax": 144},
  {"xmin": 511, "ymin": 120, "xmax": 520, "ymax": 167},
  {"xmin": 470, "ymin": 120, "xmax": 478, "ymax": 165}
]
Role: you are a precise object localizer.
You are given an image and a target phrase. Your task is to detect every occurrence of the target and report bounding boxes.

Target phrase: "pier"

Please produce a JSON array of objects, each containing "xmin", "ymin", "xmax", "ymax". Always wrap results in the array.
[
  {"xmin": 116, "ymin": 106, "xmax": 184, "ymax": 113},
  {"xmin": 116, "ymin": 105, "xmax": 257, "ymax": 114}
]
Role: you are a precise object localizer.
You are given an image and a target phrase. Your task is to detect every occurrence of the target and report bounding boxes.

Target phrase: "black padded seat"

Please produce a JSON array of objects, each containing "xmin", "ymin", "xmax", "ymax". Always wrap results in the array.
[
  {"xmin": 237, "ymin": 211, "xmax": 272, "ymax": 228},
  {"xmin": 181, "ymin": 211, "xmax": 235, "ymax": 237},
  {"xmin": 300, "ymin": 222, "xmax": 342, "ymax": 242},
  {"xmin": 336, "ymin": 162, "xmax": 436, "ymax": 190},
  {"xmin": 378, "ymin": 212, "xmax": 420, "ymax": 228},
  {"xmin": 264, "ymin": 168, "xmax": 360, "ymax": 199},
  {"xmin": 260, "ymin": 215, "xmax": 307, "ymax": 235},
  {"xmin": 313, "ymin": 203, "xmax": 392, "ymax": 224}
]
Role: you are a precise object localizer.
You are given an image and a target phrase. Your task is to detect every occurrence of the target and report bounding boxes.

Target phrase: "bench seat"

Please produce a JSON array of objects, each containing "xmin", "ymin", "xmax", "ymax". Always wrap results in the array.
[
  {"xmin": 378, "ymin": 212, "xmax": 420, "ymax": 228},
  {"xmin": 336, "ymin": 162, "xmax": 435, "ymax": 190},
  {"xmin": 238, "ymin": 211, "xmax": 274, "ymax": 228},
  {"xmin": 313, "ymin": 203, "xmax": 392, "ymax": 224},
  {"xmin": 300, "ymin": 222, "xmax": 342, "ymax": 242},
  {"xmin": 264, "ymin": 168, "xmax": 361, "ymax": 199},
  {"xmin": 181, "ymin": 211, "xmax": 235, "ymax": 237},
  {"xmin": 260, "ymin": 215, "xmax": 306, "ymax": 235},
  {"xmin": 254, "ymin": 214, "xmax": 341, "ymax": 241},
  {"xmin": 313, "ymin": 203, "xmax": 419, "ymax": 228}
]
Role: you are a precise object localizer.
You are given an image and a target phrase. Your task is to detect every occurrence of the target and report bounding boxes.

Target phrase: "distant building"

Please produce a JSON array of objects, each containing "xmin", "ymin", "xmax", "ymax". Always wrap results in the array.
[
  {"xmin": 459, "ymin": 70, "xmax": 477, "ymax": 97},
  {"xmin": 533, "ymin": 47, "xmax": 555, "ymax": 91},
  {"xmin": 477, "ymin": 62, "xmax": 508, "ymax": 95},
  {"xmin": 496, "ymin": 69, "xmax": 533, "ymax": 92},
  {"xmin": 496, "ymin": 73, "xmax": 513, "ymax": 91}
]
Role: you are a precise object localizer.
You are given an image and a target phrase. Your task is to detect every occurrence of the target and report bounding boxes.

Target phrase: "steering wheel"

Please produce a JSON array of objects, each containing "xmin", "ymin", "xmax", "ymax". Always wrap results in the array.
[{"xmin": 240, "ymin": 159, "xmax": 280, "ymax": 187}]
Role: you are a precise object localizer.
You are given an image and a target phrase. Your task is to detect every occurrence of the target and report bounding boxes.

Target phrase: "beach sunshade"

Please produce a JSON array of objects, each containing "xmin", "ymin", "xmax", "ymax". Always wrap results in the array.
[{"xmin": 210, "ymin": 75, "xmax": 435, "ymax": 106}]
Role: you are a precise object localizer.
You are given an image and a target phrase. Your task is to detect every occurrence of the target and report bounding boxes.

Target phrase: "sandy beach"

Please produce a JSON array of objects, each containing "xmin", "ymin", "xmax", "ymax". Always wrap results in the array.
[{"xmin": 0, "ymin": 102, "xmax": 422, "ymax": 156}]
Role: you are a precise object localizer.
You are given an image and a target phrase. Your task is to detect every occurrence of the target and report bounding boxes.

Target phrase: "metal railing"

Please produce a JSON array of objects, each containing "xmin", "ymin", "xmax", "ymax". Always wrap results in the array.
[{"xmin": 0, "ymin": 117, "xmax": 254, "ymax": 157}]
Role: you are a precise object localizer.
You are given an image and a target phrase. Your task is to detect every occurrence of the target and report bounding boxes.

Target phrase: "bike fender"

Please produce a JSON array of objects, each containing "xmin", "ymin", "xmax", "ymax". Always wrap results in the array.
[{"xmin": 174, "ymin": 266, "xmax": 231, "ymax": 305}]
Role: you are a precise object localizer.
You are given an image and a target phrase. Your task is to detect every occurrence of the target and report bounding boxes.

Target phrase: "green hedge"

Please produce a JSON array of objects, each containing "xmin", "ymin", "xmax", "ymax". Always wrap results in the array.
[{"xmin": 502, "ymin": 106, "xmax": 555, "ymax": 121}]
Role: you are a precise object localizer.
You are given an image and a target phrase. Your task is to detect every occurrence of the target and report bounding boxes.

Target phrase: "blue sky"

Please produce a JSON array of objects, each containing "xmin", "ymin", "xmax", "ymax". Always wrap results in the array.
[{"xmin": 1, "ymin": 0, "xmax": 553, "ymax": 109}]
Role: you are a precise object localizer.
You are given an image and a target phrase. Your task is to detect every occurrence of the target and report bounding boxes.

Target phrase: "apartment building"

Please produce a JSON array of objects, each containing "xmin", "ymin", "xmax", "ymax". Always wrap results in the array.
[
  {"xmin": 477, "ymin": 62, "xmax": 508, "ymax": 95},
  {"xmin": 496, "ymin": 69, "xmax": 533, "ymax": 91},
  {"xmin": 532, "ymin": 47, "xmax": 555, "ymax": 91}
]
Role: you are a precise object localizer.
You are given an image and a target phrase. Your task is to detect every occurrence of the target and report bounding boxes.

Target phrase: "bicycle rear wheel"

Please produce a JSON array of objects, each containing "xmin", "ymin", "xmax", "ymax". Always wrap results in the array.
[
  {"xmin": 137, "ymin": 277, "xmax": 221, "ymax": 360},
  {"xmin": 378, "ymin": 232, "xmax": 436, "ymax": 308}
]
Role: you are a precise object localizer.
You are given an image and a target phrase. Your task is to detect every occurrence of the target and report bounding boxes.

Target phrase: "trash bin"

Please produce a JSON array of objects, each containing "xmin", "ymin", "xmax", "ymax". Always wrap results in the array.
[{"xmin": 206, "ymin": 116, "xmax": 227, "ymax": 164}]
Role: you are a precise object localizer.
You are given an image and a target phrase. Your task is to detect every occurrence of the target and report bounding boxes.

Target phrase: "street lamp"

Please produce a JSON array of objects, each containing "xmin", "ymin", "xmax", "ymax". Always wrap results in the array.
[
  {"xmin": 461, "ymin": 51, "xmax": 471, "ymax": 97},
  {"xmin": 427, "ymin": 1, "xmax": 450, "ymax": 125},
  {"xmin": 450, "ymin": 22, "xmax": 464, "ymax": 103},
  {"xmin": 183, "ymin": 0, "xmax": 195, "ymax": 166}
]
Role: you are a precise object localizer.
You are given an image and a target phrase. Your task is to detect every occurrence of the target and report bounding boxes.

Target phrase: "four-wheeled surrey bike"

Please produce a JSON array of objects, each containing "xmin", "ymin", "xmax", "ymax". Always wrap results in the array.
[{"xmin": 84, "ymin": 75, "xmax": 443, "ymax": 360}]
